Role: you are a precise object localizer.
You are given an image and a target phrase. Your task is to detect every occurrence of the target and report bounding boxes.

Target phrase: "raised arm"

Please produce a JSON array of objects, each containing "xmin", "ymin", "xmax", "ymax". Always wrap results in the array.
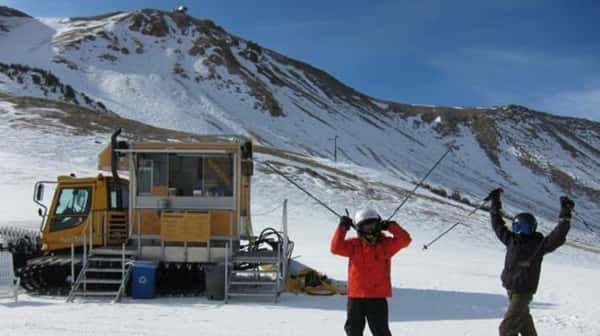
[
  {"xmin": 487, "ymin": 188, "xmax": 513, "ymax": 246},
  {"xmin": 330, "ymin": 216, "xmax": 355, "ymax": 257},
  {"xmin": 382, "ymin": 221, "xmax": 412, "ymax": 257},
  {"xmin": 543, "ymin": 196, "xmax": 574, "ymax": 254}
]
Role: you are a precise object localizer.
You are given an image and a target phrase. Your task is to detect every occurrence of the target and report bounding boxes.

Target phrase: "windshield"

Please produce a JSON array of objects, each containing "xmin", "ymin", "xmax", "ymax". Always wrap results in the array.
[{"xmin": 50, "ymin": 187, "xmax": 92, "ymax": 231}]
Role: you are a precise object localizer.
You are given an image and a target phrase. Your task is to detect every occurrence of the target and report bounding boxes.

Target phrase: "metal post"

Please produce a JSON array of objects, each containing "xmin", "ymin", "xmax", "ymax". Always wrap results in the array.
[
  {"xmin": 121, "ymin": 243, "xmax": 125, "ymax": 280},
  {"xmin": 82, "ymin": 230, "xmax": 87, "ymax": 293},
  {"xmin": 128, "ymin": 153, "xmax": 136, "ymax": 238},
  {"xmin": 281, "ymin": 199, "xmax": 288, "ymax": 284},
  {"xmin": 229, "ymin": 212, "xmax": 234, "ymax": 257},
  {"xmin": 88, "ymin": 219, "xmax": 93, "ymax": 255},
  {"xmin": 83, "ymin": 229, "xmax": 87, "ymax": 265},
  {"xmin": 137, "ymin": 211, "xmax": 141, "ymax": 255},
  {"xmin": 70, "ymin": 242, "xmax": 75, "ymax": 290},
  {"xmin": 184, "ymin": 241, "xmax": 188, "ymax": 263},
  {"xmin": 334, "ymin": 135, "xmax": 338, "ymax": 162},
  {"xmin": 103, "ymin": 212, "xmax": 108, "ymax": 247},
  {"xmin": 207, "ymin": 239, "xmax": 211, "ymax": 262},
  {"xmin": 276, "ymin": 240, "xmax": 281, "ymax": 300},
  {"xmin": 224, "ymin": 241, "xmax": 229, "ymax": 303}
]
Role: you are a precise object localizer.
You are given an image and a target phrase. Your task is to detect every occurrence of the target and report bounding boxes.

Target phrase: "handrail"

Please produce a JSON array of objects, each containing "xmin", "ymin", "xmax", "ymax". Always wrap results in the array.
[
  {"xmin": 281, "ymin": 199, "xmax": 288, "ymax": 286},
  {"xmin": 65, "ymin": 209, "xmax": 112, "ymax": 301}
]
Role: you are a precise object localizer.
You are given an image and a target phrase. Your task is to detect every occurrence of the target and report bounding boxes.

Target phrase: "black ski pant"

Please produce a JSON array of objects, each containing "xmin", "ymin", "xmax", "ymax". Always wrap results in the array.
[
  {"xmin": 499, "ymin": 291, "xmax": 537, "ymax": 336},
  {"xmin": 345, "ymin": 297, "xmax": 392, "ymax": 336}
]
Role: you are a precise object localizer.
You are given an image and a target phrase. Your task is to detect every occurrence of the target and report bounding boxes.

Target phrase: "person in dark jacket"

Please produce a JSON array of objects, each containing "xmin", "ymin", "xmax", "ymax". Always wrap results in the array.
[
  {"xmin": 331, "ymin": 207, "xmax": 412, "ymax": 336},
  {"xmin": 486, "ymin": 188, "xmax": 574, "ymax": 336}
]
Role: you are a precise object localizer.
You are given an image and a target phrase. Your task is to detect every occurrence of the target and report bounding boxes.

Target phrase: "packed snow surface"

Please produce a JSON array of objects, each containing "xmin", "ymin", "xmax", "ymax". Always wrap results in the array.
[{"xmin": 1, "ymin": 101, "xmax": 599, "ymax": 336}]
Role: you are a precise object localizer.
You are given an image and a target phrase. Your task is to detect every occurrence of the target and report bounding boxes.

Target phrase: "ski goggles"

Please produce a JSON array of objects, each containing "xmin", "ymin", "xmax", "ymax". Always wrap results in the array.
[
  {"xmin": 512, "ymin": 221, "xmax": 532, "ymax": 235},
  {"xmin": 357, "ymin": 219, "xmax": 380, "ymax": 234}
]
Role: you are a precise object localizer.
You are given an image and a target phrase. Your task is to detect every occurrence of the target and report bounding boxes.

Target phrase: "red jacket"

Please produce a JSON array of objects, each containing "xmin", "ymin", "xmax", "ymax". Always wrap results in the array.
[{"xmin": 330, "ymin": 222, "xmax": 411, "ymax": 298}]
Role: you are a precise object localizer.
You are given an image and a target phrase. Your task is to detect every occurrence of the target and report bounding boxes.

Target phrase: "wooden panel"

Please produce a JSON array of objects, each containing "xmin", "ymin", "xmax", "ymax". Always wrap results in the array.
[
  {"xmin": 140, "ymin": 209, "xmax": 160, "ymax": 235},
  {"xmin": 160, "ymin": 212, "xmax": 211, "ymax": 242},
  {"xmin": 210, "ymin": 211, "xmax": 237, "ymax": 236},
  {"xmin": 160, "ymin": 213, "xmax": 185, "ymax": 241},
  {"xmin": 184, "ymin": 213, "xmax": 211, "ymax": 242}
]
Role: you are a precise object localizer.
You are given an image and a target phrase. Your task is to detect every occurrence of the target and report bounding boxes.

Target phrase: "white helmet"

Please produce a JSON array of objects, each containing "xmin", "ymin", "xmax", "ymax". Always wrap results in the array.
[{"xmin": 354, "ymin": 207, "xmax": 381, "ymax": 227}]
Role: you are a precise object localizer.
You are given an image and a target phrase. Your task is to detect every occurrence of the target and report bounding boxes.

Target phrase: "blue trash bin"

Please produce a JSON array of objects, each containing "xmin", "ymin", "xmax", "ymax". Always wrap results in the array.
[{"xmin": 131, "ymin": 260, "xmax": 159, "ymax": 299}]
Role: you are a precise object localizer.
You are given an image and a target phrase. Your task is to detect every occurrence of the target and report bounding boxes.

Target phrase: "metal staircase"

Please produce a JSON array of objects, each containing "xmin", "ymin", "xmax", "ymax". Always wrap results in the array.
[
  {"xmin": 225, "ymin": 248, "xmax": 283, "ymax": 303},
  {"xmin": 224, "ymin": 199, "xmax": 291, "ymax": 303},
  {"xmin": 67, "ymin": 246, "xmax": 136, "ymax": 303}
]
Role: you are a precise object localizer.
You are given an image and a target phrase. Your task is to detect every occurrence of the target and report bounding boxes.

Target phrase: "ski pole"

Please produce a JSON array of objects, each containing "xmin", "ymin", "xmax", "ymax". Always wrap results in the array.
[
  {"xmin": 386, "ymin": 145, "xmax": 453, "ymax": 221},
  {"xmin": 573, "ymin": 210, "xmax": 595, "ymax": 233},
  {"xmin": 423, "ymin": 198, "xmax": 489, "ymax": 250},
  {"xmin": 259, "ymin": 160, "xmax": 358, "ymax": 229}
]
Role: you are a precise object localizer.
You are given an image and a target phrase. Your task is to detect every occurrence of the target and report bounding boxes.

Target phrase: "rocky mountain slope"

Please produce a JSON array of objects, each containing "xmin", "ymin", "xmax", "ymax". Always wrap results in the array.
[{"xmin": 1, "ymin": 6, "xmax": 599, "ymax": 226}]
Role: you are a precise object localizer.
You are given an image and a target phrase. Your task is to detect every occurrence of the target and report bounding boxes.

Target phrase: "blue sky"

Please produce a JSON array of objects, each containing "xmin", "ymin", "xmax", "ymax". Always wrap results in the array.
[{"xmin": 3, "ymin": 0, "xmax": 600, "ymax": 121}]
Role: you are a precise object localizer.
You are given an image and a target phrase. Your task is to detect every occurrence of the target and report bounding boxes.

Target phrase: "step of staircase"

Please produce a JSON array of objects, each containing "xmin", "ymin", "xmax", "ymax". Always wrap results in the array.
[
  {"xmin": 67, "ymin": 253, "xmax": 134, "ymax": 303},
  {"xmin": 226, "ymin": 249, "xmax": 283, "ymax": 303},
  {"xmin": 86, "ymin": 268, "xmax": 124, "ymax": 273},
  {"xmin": 232, "ymin": 251, "xmax": 280, "ymax": 263},
  {"xmin": 70, "ymin": 290, "xmax": 119, "ymax": 297},
  {"xmin": 81, "ymin": 279, "xmax": 123, "ymax": 285},
  {"xmin": 229, "ymin": 280, "xmax": 277, "ymax": 286},
  {"xmin": 92, "ymin": 248, "xmax": 138, "ymax": 256}
]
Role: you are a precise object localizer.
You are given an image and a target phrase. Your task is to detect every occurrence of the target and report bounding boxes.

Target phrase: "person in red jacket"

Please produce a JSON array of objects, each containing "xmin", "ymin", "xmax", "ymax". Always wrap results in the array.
[{"xmin": 331, "ymin": 207, "xmax": 412, "ymax": 336}]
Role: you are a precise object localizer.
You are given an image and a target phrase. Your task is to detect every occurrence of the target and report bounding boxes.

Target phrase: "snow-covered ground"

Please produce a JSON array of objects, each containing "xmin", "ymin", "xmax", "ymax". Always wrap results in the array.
[
  {"xmin": 1, "ymin": 109, "xmax": 599, "ymax": 335},
  {"xmin": 1, "ymin": 207, "xmax": 599, "ymax": 336}
]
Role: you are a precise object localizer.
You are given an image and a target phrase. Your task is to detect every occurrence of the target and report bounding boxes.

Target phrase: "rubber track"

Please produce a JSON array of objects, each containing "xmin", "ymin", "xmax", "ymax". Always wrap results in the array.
[
  {"xmin": 18, "ymin": 256, "xmax": 207, "ymax": 297},
  {"xmin": 17, "ymin": 255, "xmax": 81, "ymax": 295}
]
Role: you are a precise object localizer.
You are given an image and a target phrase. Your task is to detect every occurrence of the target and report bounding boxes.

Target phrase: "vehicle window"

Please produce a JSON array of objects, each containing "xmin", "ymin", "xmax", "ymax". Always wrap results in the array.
[
  {"xmin": 168, "ymin": 154, "xmax": 233, "ymax": 197},
  {"xmin": 137, "ymin": 154, "xmax": 168, "ymax": 195},
  {"xmin": 109, "ymin": 183, "xmax": 129, "ymax": 209},
  {"xmin": 50, "ymin": 187, "xmax": 92, "ymax": 231}
]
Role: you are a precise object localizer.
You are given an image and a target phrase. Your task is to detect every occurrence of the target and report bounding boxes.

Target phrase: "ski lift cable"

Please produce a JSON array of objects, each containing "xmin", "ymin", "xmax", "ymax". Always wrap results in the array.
[
  {"xmin": 573, "ymin": 210, "xmax": 596, "ymax": 233},
  {"xmin": 257, "ymin": 160, "xmax": 346, "ymax": 220},
  {"xmin": 252, "ymin": 202, "xmax": 284, "ymax": 217},
  {"xmin": 385, "ymin": 144, "xmax": 454, "ymax": 221}
]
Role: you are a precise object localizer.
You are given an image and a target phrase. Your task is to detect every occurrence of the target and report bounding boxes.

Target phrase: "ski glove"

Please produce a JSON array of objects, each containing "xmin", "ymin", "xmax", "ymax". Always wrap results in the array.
[
  {"xmin": 485, "ymin": 188, "xmax": 503, "ymax": 211},
  {"xmin": 339, "ymin": 216, "xmax": 353, "ymax": 230},
  {"xmin": 559, "ymin": 196, "xmax": 575, "ymax": 219},
  {"xmin": 380, "ymin": 220, "xmax": 392, "ymax": 231}
]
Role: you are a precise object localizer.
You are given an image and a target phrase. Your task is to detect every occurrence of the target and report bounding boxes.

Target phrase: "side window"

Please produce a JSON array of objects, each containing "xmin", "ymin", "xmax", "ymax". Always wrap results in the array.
[
  {"xmin": 137, "ymin": 154, "xmax": 168, "ymax": 195},
  {"xmin": 51, "ymin": 187, "xmax": 92, "ymax": 231},
  {"xmin": 167, "ymin": 154, "xmax": 233, "ymax": 197},
  {"xmin": 109, "ymin": 182, "xmax": 129, "ymax": 210},
  {"xmin": 138, "ymin": 159, "xmax": 153, "ymax": 195},
  {"xmin": 204, "ymin": 155, "xmax": 234, "ymax": 197}
]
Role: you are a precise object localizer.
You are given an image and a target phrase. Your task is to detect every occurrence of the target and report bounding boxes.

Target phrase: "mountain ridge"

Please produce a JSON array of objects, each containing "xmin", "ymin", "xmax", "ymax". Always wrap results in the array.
[{"xmin": 1, "ymin": 6, "xmax": 599, "ymax": 225}]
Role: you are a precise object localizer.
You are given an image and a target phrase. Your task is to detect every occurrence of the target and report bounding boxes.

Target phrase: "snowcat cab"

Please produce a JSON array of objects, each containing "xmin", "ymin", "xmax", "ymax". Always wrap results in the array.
[
  {"xmin": 96, "ymin": 132, "xmax": 255, "ymax": 263},
  {"xmin": 36, "ymin": 174, "xmax": 129, "ymax": 252}
]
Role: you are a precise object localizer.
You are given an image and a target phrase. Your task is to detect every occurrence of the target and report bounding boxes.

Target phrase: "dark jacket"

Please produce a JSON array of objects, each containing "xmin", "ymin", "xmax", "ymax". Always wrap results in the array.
[
  {"xmin": 330, "ymin": 222, "xmax": 411, "ymax": 298},
  {"xmin": 491, "ymin": 210, "xmax": 570, "ymax": 293}
]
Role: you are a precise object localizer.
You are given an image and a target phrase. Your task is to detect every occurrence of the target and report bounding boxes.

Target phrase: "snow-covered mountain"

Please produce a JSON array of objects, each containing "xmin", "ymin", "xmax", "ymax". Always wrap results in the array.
[
  {"xmin": 2, "ymin": 77, "xmax": 600, "ymax": 336},
  {"xmin": 1, "ymin": 6, "xmax": 599, "ymax": 227},
  {"xmin": 2, "ymin": 7, "xmax": 600, "ymax": 335}
]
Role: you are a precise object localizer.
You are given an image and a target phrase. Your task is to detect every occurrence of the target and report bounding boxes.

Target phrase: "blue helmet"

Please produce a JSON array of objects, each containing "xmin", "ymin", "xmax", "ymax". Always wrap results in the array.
[{"xmin": 512, "ymin": 213, "xmax": 537, "ymax": 235}]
